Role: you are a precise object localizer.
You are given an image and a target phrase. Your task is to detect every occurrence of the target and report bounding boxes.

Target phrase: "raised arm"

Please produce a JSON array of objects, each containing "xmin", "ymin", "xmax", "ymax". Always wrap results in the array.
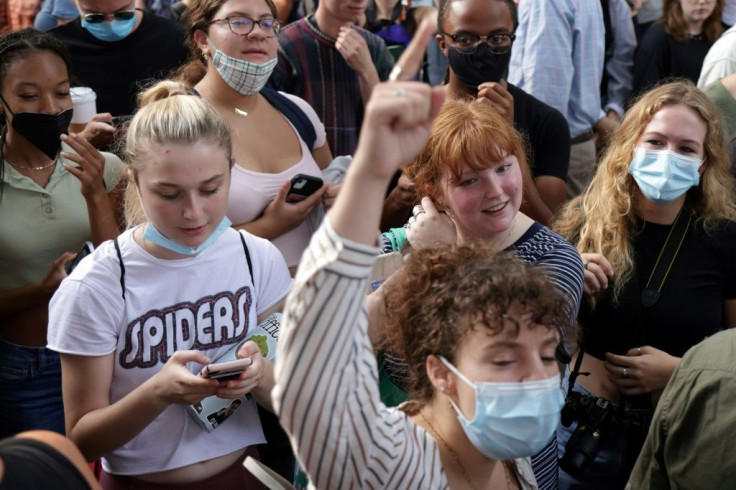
[{"xmin": 273, "ymin": 20, "xmax": 445, "ymax": 487}]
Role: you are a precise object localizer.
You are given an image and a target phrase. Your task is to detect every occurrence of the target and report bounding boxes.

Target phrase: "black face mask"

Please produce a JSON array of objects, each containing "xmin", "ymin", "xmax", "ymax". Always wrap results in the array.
[
  {"xmin": 0, "ymin": 93, "xmax": 72, "ymax": 160},
  {"xmin": 447, "ymin": 43, "xmax": 512, "ymax": 90}
]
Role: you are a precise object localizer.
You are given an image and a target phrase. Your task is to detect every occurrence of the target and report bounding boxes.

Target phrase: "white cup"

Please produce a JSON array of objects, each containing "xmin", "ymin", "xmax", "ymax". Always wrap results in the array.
[{"xmin": 70, "ymin": 87, "xmax": 97, "ymax": 124}]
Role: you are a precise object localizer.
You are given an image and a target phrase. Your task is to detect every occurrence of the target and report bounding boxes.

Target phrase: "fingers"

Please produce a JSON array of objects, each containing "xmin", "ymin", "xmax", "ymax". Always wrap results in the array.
[
  {"xmin": 581, "ymin": 252, "xmax": 614, "ymax": 294},
  {"xmin": 390, "ymin": 18, "xmax": 436, "ymax": 81},
  {"xmin": 90, "ymin": 112, "xmax": 113, "ymax": 124},
  {"xmin": 419, "ymin": 196, "xmax": 439, "ymax": 216},
  {"xmin": 54, "ymin": 251, "xmax": 77, "ymax": 273},
  {"xmin": 170, "ymin": 349, "xmax": 212, "ymax": 367},
  {"xmin": 236, "ymin": 340, "xmax": 261, "ymax": 359},
  {"xmin": 275, "ymin": 180, "xmax": 291, "ymax": 201}
]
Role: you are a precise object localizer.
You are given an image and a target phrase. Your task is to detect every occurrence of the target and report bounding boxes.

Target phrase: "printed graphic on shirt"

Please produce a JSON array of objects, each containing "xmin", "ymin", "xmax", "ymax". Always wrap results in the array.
[{"xmin": 120, "ymin": 286, "xmax": 253, "ymax": 368}]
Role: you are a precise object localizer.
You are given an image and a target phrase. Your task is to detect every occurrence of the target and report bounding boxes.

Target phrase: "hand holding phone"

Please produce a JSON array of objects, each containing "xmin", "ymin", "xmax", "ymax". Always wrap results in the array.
[
  {"xmin": 65, "ymin": 241, "xmax": 94, "ymax": 274},
  {"xmin": 199, "ymin": 357, "xmax": 253, "ymax": 381},
  {"xmin": 286, "ymin": 174, "xmax": 324, "ymax": 204}
]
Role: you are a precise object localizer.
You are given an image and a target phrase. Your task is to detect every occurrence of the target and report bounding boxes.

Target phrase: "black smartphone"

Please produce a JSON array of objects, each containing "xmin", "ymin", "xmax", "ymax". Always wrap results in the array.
[
  {"xmin": 286, "ymin": 174, "xmax": 323, "ymax": 204},
  {"xmin": 111, "ymin": 115, "xmax": 133, "ymax": 127},
  {"xmin": 65, "ymin": 241, "xmax": 94, "ymax": 274}
]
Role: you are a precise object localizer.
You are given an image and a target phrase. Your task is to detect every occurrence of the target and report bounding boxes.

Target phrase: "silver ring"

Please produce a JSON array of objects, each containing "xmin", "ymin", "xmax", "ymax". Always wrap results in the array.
[
  {"xmin": 622, "ymin": 368, "xmax": 629, "ymax": 379},
  {"xmin": 583, "ymin": 261, "xmax": 591, "ymax": 270},
  {"xmin": 396, "ymin": 88, "xmax": 407, "ymax": 98},
  {"xmin": 412, "ymin": 205, "xmax": 424, "ymax": 217},
  {"xmin": 636, "ymin": 347, "xmax": 642, "ymax": 356},
  {"xmin": 389, "ymin": 65, "xmax": 404, "ymax": 82}
]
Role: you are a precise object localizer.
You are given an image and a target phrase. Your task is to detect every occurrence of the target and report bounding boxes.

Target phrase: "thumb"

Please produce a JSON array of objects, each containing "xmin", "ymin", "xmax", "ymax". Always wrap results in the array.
[
  {"xmin": 275, "ymin": 180, "xmax": 291, "ymax": 201},
  {"xmin": 237, "ymin": 340, "xmax": 262, "ymax": 358}
]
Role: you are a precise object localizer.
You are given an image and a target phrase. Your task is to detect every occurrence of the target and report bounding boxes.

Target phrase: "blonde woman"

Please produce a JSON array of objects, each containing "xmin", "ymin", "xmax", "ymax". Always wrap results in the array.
[
  {"xmin": 48, "ymin": 81, "xmax": 291, "ymax": 488},
  {"xmin": 554, "ymin": 80, "xmax": 736, "ymax": 488}
]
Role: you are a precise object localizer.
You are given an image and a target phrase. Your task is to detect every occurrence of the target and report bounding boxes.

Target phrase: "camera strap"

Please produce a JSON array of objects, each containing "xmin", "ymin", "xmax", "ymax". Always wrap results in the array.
[{"xmin": 566, "ymin": 203, "xmax": 692, "ymax": 402}]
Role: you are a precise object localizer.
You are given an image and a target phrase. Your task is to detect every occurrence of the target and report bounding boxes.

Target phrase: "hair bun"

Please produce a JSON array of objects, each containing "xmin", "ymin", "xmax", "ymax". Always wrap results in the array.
[{"xmin": 137, "ymin": 80, "xmax": 194, "ymax": 108}]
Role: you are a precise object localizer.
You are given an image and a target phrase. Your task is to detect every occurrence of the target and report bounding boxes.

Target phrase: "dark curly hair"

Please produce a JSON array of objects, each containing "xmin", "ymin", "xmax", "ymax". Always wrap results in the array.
[
  {"xmin": 437, "ymin": 0, "xmax": 517, "ymax": 32},
  {"xmin": 380, "ymin": 244, "xmax": 568, "ymax": 415}
]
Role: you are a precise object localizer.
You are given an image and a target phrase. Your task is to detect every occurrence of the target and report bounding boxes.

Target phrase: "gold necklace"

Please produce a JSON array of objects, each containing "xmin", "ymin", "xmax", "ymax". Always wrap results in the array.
[{"xmin": 419, "ymin": 411, "xmax": 513, "ymax": 490}]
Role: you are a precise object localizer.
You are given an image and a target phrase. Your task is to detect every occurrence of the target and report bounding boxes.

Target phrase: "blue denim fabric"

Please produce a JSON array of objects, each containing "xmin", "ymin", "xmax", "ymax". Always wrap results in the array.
[
  {"xmin": 0, "ymin": 338, "xmax": 65, "ymax": 438},
  {"xmin": 557, "ymin": 368, "xmax": 627, "ymax": 490}
]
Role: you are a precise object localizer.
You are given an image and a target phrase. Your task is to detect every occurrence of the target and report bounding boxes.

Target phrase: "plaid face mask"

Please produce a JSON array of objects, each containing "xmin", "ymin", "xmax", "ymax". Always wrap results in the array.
[{"xmin": 207, "ymin": 36, "xmax": 277, "ymax": 96}]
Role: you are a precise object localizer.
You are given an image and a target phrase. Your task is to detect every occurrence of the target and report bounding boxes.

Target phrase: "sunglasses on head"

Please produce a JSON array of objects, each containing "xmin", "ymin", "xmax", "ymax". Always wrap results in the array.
[{"xmin": 82, "ymin": 9, "xmax": 136, "ymax": 24}]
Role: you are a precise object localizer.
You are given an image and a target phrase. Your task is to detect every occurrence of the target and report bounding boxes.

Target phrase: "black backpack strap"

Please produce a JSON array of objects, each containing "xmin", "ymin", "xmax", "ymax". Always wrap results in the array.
[
  {"xmin": 114, "ymin": 237, "xmax": 126, "ymax": 300},
  {"xmin": 260, "ymin": 87, "xmax": 317, "ymax": 149},
  {"xmin": 239, "ymin": 232, "xmax": 255, "ymax": 287}
]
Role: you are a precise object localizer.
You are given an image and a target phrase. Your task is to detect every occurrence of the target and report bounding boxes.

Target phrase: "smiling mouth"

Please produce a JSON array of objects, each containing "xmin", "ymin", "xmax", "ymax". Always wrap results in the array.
[{"xmin": 483, "ymin": 202, "xmax": 507, "ymax": 213}]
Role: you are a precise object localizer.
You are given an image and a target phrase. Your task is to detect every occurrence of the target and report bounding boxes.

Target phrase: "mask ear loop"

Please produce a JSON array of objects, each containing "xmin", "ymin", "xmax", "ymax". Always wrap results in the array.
[{"xmin": 438, "ymin": 355, "xmax": 476, "ymax": 421}]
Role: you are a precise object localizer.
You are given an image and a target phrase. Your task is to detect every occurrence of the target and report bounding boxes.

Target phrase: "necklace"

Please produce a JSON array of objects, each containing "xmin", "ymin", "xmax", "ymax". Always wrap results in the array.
[
  {"xmin": 4, "ymin": 155, "xmax": 57, "ymax": 171},
  {"xmin": 419, "ymin": 411, "xmax": 513, "ymax": 490}
]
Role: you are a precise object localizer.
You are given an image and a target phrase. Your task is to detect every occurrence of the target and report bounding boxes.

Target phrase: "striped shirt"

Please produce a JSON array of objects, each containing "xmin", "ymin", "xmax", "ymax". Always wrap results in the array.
[{"xmin": 273, "ymin": 221, "xmax": 539, "ymax": 489}]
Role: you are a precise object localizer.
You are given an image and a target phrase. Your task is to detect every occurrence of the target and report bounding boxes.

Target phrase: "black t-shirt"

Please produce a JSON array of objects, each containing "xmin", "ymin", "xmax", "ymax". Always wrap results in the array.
[
  {"xmin": 631, "ymin": 23, "xmax": 711, "ymax": 100},
  {"xmin": 582, "ymin": 218, "xmax": 736, "ymax": 360},
  {"xmin": 508, "ymin": 83, "xmax": 570, "ymax": 181},
  {"xmin": 50, "ymin": 12, "xmax": 189, "ymax": 116}
]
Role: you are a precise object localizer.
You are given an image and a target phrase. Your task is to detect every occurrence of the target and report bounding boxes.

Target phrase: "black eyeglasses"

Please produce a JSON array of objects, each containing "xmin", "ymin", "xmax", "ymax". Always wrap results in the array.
[
  {"xmin": 210, "ymin": 16, "xmax": 281, "ymax": 37},
  {"xmin": 82, "ymin": 9, "xmax": 137, "ymax": 24},
  {"xmin": 440, "ymin": 30, "xmax": 516, "ymax": 55}
]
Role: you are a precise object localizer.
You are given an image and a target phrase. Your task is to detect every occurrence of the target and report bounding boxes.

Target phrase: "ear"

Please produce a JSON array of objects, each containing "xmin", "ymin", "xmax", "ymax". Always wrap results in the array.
[
  {"xmin": 698, "ymin": 159, "xmax": 708, "ymax": 176},
  {"xmin": 435, "ymin": 33, "xmax": 448, "ymax": 56},
  {"xmin": 193, "ymin": 29, "xmax": 210, "ymax": 57},
  {"xmin": 426, "ymin": 354, "xmax": 457, "ymax": 397}
]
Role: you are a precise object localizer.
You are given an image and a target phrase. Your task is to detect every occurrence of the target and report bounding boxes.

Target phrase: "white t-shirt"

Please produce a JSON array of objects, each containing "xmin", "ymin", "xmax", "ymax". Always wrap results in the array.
[{"xmin": 47, "ymin": 227, "xmax": 292, "ymax": 475}]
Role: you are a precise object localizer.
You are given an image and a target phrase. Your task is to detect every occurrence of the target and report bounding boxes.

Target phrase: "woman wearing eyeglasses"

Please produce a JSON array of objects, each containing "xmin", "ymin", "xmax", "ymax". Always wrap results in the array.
[
  {"xmin": 434, "ymin": 0, "xmax": 571, "ymax": 224},
  {"xmin": 177, "ymin": 0, "xmax": 334, "ymax": 274}
]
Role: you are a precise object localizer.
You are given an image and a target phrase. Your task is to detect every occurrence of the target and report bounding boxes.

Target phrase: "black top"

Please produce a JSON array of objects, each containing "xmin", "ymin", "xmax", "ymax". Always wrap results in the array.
[
  {"xmin": 0, "ymin": 437, "xmax": 91, "ymax": 490},
  {"xmin": 631, "ymin": 23, "xmax": 711, "ymax": 100},
  {"xmin": 582, "ymin": 218, "xmax": 736, "ymax": 360},
  {"xmin": 50, "ymin": 12, "xmax": 189, "ymax": 116},
  {"xmin": 508, "ymin": 83, "xmax": 571, "ymax": 181}
]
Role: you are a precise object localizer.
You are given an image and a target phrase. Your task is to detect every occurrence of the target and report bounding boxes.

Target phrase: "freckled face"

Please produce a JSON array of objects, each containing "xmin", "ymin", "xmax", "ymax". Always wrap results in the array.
[{"xmin": 439, "ymin": 156, "xmax": 523, "ymax": 242}]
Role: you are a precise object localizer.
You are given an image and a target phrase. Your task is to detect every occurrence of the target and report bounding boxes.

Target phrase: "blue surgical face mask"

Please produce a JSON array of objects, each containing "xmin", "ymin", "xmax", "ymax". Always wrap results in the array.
[
  {"xmin": 440, "ymin": 356, "xmax": 564, "ymax": 460},
  {"xmin": 628, "ymin": 147, "xmax": 703, "ymax": 204},
  {"xmin": 142, "ymin": 216, "xmax": 232, "ymax": 256},
  {"xmin": 82, "ymin": 14, "xmax": 137, "ymax": 42}
]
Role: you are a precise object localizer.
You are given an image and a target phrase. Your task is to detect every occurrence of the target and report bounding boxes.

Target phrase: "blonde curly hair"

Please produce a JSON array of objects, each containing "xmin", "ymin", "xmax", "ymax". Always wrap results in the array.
[{"xmin": 553, "ymin": 80, "xmax": 736, "ymax": 302}]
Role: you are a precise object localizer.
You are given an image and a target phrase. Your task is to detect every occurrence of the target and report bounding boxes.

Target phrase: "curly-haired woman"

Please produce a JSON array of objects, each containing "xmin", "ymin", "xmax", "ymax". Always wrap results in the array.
[{"xmin": 554, "ymin": 80, "xmax": 736, "ymax": 488}]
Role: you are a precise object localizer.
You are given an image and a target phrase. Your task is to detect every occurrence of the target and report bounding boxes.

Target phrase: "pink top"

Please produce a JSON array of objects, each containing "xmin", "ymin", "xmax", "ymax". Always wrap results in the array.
[{"xmin": 227, "ymin": 92, "xmax": 327, "ymax": 267}]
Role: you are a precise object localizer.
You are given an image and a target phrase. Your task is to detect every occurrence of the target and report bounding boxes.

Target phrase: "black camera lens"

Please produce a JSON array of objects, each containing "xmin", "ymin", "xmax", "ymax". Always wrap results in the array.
[{"xmin": 559, "ymin": 426, "xmax": 602, "ymax": 477}]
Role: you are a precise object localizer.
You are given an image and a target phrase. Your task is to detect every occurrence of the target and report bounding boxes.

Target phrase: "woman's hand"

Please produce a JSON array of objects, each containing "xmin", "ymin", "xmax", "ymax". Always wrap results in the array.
[
  {"xmin": 604, "ymin": 346, "xmax": 681, "ymax": 396},
  {"xmin": 39, "ymin": 252, "xmax": 76, "ymax": 296},
  {"xmin": 406, "ymin": 196, "xmax": 457, "ymax": 249},
  {"xmin": 215, "ymin": 341, "xmax": 266, "ymax": 399},
  {"xmin": 60, "ymin": 133, "xmax": 108, "ymax": 201},
  {"xmin": 261, "ymin": 180, "xmax": 327, "ymax": 236},
  {"xmin": 322, "ymin": 182, "xmax": 341, "ymax": 211},
  {"xmin": 77, "ymin": 114, "xmax": 115, "ymax": 149},
  {"xmin": 581, "ymin": 252, "xmax": 614, "ymax": 296},
  {"xmin": 150, "ymin": 350, "xmax": 220, "ymax": 406}
]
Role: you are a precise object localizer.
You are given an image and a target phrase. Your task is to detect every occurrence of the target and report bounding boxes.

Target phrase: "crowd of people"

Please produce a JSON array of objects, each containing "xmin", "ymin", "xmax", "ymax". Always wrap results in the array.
[{"xmin": 2, "ymin": 0, "xmax": 736, "ymax": 489}]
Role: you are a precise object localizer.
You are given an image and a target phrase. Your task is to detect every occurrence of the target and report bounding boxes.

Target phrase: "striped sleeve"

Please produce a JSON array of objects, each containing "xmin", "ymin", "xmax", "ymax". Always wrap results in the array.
[{"xmin": 273, "ymin": 220, "xmax": 448, "ymax": 489}]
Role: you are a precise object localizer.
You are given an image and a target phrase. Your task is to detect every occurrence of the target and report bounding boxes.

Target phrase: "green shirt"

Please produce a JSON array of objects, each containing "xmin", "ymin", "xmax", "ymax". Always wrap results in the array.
[
  {"xmin": 626, "ymin": 329, "xmax": 736, "ymax": 489},
  {"xmin": 0, "ymin": 144, "xmax": 125, "ymax": 291}
]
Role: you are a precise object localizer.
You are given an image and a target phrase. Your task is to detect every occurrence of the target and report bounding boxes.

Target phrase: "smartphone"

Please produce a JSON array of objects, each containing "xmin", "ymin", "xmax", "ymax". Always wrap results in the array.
[
  {"xmin": 65, "ymin": 241, "xmax": 94, "ymax": 274},
  {"xmin": 111, "ymin": 115, "xmax": 133, "ymax": 127},
  {"xmin": 286, "ymin": 174, "xmax": 323, "ymax": 204},
  {"xmin": 199, "ymin": 357, "xmax": 253, "ymax": 381}
]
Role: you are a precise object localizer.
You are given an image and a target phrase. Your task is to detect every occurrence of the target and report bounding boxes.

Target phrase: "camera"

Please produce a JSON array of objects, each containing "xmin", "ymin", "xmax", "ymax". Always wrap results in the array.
[{"xmin": 559, "ymin": 392, "xmax": 618, "ymax": 478}]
